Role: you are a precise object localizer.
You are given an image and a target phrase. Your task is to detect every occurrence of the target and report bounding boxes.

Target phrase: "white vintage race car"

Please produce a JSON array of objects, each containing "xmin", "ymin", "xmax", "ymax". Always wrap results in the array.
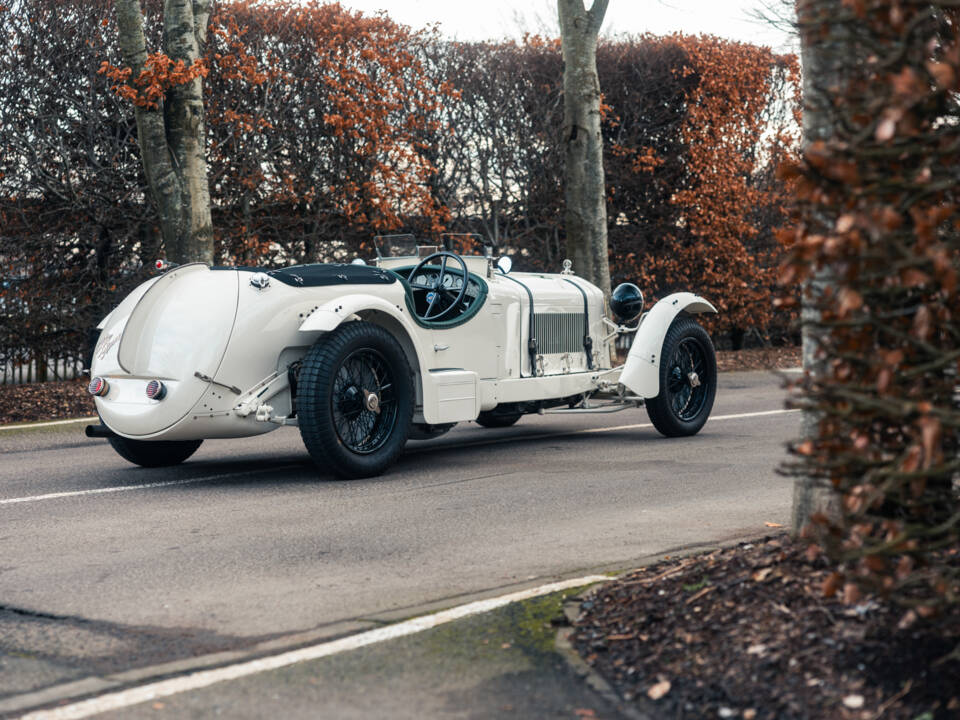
[{"xmin": 86, "ymin": 236, "xmax": 718, "ymax": 478}]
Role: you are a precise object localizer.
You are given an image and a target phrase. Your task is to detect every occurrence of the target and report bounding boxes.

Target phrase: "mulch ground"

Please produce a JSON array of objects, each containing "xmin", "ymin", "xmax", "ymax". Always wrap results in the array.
[
  {"xmin": 716, "ymin": 346, "xmax": 801, "ymax": 373},
  {"xmin": 0, "ymin": 347, "xmax": 801, "ymax": 426},
  {"xmin": 571, "ymin": 536, "xmax": 960, "ymax": 720},
  {"xmin": 0, "ymin": 379, "xmax": 94, "ymax": 425}
]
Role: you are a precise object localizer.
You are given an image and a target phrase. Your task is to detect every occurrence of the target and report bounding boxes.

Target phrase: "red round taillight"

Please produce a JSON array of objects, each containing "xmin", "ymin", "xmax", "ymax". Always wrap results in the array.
[
  {"xmin": 88, "ymin": 377, "xmax": 109, "ymax": 397},
  {"xmin": 146, "ymin": 380, "xmax": 167, "ymax": 401}
]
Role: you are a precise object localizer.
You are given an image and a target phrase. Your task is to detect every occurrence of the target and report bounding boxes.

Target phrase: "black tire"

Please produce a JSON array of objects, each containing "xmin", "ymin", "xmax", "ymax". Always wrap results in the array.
[
  {"xmin": 107, "ymin": 436, "xmax": 203, "ymax": 468},
  {"xmin": 408, "ymin": 422, "xmax": 456, "ymax": 441},
  {"xmin": 474, "ymin": 411, "xmax": 522, "ymax": 428},
  {"xmin": 298, "ymin": 322, "xmax": 414, "ymax": 479},
  {"xmin": 645, "ymin": 315, "xmax": 717, "ymax": 437}
]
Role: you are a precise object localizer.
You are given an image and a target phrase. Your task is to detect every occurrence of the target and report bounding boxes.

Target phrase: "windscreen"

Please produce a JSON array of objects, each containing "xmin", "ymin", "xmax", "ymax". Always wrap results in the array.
[{"xmin": 374, "ymin": 234, "xmax": 418, "ymax": 258}]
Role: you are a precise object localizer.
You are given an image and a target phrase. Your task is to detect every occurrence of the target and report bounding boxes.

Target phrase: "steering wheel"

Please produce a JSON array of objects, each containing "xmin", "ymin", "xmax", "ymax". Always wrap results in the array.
[{"xmin": 407, "ymin": 251, "xmax": 470, "ymax": 321}]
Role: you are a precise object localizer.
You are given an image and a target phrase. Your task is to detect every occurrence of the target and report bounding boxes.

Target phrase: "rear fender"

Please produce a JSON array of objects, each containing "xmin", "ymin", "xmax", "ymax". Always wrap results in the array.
[
  {"xmin": 620, "ymin": 292, "xmax": 717, "ymax": 399},
  {"xmin": 297, "ymin": 293, "xmax": 410, "ymax": 333},
  {"xmin": 298, "ymin": 294, "xmax": 449, "ymax": 423}
]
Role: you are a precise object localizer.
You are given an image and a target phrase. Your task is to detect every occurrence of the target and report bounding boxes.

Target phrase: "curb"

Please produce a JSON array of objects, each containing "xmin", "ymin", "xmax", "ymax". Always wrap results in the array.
[
  {"xmin": 553, "ymin": 534, "xmax": 786, "ymax": 720},
  {"xmin": 555, "ymin": 590, "xmax": 658, "ymax": 720},
  {"xmin": 0, "ymin": 417, "xmax": 96, "ymax": 433}
]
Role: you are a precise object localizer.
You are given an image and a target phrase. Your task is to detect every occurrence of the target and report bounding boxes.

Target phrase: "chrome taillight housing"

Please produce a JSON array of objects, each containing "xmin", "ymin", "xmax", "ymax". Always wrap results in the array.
[
  {"xmin": 88, "ymin": 377, "xmax": 109, "ymax": 397},
  {"xmin": 145, "ymin": 380, "xmax": 167, "ymax": 401}
]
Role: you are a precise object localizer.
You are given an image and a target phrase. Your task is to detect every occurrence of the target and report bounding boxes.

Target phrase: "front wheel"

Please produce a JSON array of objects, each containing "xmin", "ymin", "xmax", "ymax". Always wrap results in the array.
[
  {"xmin": 297, "ymin": 322, "xmax": 414, "ymax": 479},
  {"xmin": 645, "ymin": 316, "xmax": 716, "ymax": 437},
  {"xmin": 107, "ymin": 436, "xmax": 203, "ymax": 467}
]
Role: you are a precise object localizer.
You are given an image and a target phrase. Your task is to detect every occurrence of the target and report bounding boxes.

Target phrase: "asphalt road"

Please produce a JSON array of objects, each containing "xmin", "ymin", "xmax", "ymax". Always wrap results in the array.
[{"xmin": 0, "ymin": 370, "xmax": 798, "ymax": 716}]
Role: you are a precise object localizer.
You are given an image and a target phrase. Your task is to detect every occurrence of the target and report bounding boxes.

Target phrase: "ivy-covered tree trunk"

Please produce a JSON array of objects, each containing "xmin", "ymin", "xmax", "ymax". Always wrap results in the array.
[
  {"xmin": 558, "ymin": 0, "xmax": 610, "ymax": 297},
  {"xmin": 115, "ymin": 0, "xmax": 213, "ymax": 264}
]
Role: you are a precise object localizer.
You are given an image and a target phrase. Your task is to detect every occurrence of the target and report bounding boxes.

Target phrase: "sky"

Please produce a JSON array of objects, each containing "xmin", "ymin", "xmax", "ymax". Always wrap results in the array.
[{"xmin": 336, "ymin": 0, "xmax": 796, "ymax": 53}]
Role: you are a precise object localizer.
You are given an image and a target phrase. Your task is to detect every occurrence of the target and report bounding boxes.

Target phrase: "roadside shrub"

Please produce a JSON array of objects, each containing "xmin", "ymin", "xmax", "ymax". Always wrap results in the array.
[{"xmin": 783, "ymin": 1, "xmax": 960, "ymax": 614}]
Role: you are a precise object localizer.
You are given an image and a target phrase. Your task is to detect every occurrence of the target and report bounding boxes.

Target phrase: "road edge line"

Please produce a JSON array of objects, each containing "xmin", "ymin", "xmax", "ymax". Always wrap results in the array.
[
  {"xmin": 18, "ymin": 575, "xmax": 610, "ymax": 720},
  {"xmin": 0, "ymin": 417, "xmax": 97, "ymax": 432}
]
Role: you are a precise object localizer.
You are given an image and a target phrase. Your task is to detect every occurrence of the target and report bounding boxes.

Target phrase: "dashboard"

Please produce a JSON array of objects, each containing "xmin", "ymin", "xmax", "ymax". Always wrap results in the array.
[
  {"xmin": 410, "ymin": 269, "xmax": 481, "ymax": 300},
  {"xmin": 407, "ymin": 267, "xmax": 482, "ymax": 318}
]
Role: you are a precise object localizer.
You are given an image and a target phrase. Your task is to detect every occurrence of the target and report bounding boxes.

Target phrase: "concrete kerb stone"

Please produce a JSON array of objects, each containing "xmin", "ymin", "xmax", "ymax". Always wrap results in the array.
[
  {"xmin": 552, "ymin": 533, "xmax": 786, "ymax": 720},
  {"xmin": 0, "ymin": 620, "xmax": 376, "ymax": 719}
]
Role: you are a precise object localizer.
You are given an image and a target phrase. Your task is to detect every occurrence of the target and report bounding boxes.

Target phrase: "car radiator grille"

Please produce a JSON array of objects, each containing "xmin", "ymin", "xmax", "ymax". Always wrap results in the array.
[{"xmin": 532, "ymin": 313, "xmax": 585, "ymax": 355}]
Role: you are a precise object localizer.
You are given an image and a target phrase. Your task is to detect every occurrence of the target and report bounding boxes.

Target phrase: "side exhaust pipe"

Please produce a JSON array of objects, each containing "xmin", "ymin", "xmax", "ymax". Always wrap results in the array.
[{"xmin": 85, "ymin": 424, "xmax": 117, "ymax": 439}]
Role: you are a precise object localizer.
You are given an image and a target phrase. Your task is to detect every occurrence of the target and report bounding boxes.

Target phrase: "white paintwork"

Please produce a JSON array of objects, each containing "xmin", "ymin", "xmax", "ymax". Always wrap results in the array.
[
  {"xmin": 619, "ymin": 292, "xmax": 718, "ymax": 399},
  {"xmin": 88, "ymin": 252, "xmax": 716, "ymax": 444},
  {"xmin": 431, "ymin": 369, "xmax": 481, "ymax": 423}
]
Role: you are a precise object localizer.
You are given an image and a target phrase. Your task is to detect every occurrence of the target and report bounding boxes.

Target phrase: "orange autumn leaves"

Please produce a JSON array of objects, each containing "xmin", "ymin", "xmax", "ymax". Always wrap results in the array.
[
  {"xmin": 99, "ymin": 0, "xmax": 454, "ymax": 261},
  {"xmin": 93, "ymin": 2, "xmax": 799, "ymax": 334},
  {"xmin": 99, "ymin": 53, "xmax": 208, "ymax": 110},
  {"xmin": 615, "ymin": 35, "xmax": 799, "ymax": 337}
]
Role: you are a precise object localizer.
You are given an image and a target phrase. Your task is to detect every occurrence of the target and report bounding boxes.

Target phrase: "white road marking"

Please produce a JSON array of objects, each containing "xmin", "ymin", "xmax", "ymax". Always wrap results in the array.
[
  {"xmin": 0, "ymin": 417, "xmax": 97, "ymax": 432},
  {"xmin": 18, "ymin": 575, "xmax": 610, "ymax": 720},
  {"xmin": 0, "ymin": 466, "xmax": 301, "ymax": 507},
  {"xmin": 416, "ymin": 407, "xmax": 800, "ymax": 453},
  {"xmin": 1, "ymin": 408, "xmax": 798, "ymax": 507}
]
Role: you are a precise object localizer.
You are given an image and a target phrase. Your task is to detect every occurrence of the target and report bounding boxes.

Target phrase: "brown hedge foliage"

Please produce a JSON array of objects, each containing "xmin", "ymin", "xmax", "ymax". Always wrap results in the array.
[
  {"xmin": 782, "ymin": 1, "xmax": 960, "ymax": 612},
  {"xmin": 0, "ymin": 0, "xmax": 798, "ymax": 378}
]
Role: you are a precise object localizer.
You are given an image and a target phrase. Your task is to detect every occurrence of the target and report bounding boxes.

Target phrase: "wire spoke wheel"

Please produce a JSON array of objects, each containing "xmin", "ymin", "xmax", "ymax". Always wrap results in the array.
[
  {"xmin": 667, "ymin": 338, "xmax": 709, "ymax": 422},
  {"xmin": 331, "ymin": 349, "xmax": 398, "ymax": 454},
  {"xmin": 297, "ymin": 322, "xmax": 413, "ymax": 479},
  {"xmin": 645, "ymin": 316, "xmax": 717, "ymax": 437}
]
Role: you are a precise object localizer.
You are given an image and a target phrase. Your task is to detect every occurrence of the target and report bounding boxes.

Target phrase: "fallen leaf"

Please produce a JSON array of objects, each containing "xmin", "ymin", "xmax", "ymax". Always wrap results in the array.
[
  {"xmin": 843, "ymin": 694, "xmax": 865, "ymax": 709},
  {"xmin": 764, "ymin": 522, "xmax": 784, "ymax": 528},
  {"xmin": 574, "ymin": 710, "xmax": 597, "ymax": 718},
  {"xmin": 835, "ymin": 213, "xmax": 857, "ymax": 233},
  {"xmin": 823, "ymin": 572, "xmax": 843, "ymax": 598},
  {"xmin": 898, "ymin": 609, "xmax": 918, "ymax": 630},
  {"xmin": 752, "ymin": 567, "xmax": 774, "ymax": 582},
  {"xmin": 152, "ymin": 703, "xmax": 165, "ymax": 710},
  {"xmin": 647, "ymin": 680, "xmax": 671, "ymax": 700},
  {"xmin": 500, "ymin": 642, "xmax": 511, "ymax": 649}
]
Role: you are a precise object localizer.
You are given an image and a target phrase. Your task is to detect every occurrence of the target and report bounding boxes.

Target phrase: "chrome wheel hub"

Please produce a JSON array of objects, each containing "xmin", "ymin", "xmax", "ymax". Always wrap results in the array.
[{"xmin": 364, "ymin": 389, "xmax": 381, "ymax": 414}]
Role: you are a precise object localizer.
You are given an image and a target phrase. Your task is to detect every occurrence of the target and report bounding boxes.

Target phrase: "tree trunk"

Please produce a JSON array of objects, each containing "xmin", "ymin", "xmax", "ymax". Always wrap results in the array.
[
  {"xmin": 791, "ymin": 0, "xmax": 848, "ymax": 534},
  {"xmin": 558, "ymin": 0, "xmax": 610, "ymax": 297},
  {"xmin": 115, "ymin": 0, "xmax": 213, "ymax": 264}
]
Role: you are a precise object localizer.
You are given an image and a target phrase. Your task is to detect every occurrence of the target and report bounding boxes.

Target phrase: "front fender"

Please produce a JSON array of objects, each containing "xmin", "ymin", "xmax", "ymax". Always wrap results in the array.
[{"xmin": 620, "ymin": 292, "xmax": 717, "ymax": 399}]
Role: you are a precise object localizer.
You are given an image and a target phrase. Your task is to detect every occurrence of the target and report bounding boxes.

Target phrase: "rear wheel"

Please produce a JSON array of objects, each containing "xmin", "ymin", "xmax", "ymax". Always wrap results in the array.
[
  {"xmin": 645, "ymin": 316, "xmax": 716, "ymax": 437},
  {"xmin": 298, "ymin": 322, "xmax": 414, "ymax": 479},
  {"xmin": 107, "ymin": 436, "xmax": 203, "ymax": 468},
  {"xmin": 475, "ymin": 411, "xmax": 522, "ymax": 428}
]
